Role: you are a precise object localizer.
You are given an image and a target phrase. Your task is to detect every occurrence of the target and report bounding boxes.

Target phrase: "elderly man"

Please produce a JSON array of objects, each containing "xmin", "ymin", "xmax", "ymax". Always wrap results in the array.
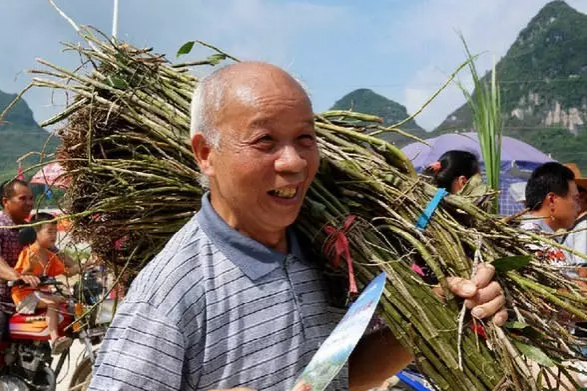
[
  {"xmin": 89, "ymin": 62, "xmax": 506, "ymax": 391},
  {"xmin": 0, "ymin": 179, "xmax": 40, "ymax": 335}
]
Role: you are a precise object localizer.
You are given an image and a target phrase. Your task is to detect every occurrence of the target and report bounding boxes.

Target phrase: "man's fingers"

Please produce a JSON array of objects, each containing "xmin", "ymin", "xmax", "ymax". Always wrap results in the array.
[
  {"xmin": 470, "ymin": 294, "xmax": 506, "ymax": 320},
  {"xmin": 448, "ymin": 263, "xmax": 498, "ymax": 298},
  {"xmin": 470, "ymin": 263, "xmax": 495, "ymax": 289},
  {"xmin": 465, "ymin": 281, "xmax": 502, "ymax": 309},
  {"xmin": 446, "ymin": 266, "xmax": 507, "ymax": 327},
  {"xmin": 446, "ymin": 276, "xmax": 477, "ymax": 298},
  {"xmin": 492, "ymin": 309, "xmax": 508, "ymax": 327}
]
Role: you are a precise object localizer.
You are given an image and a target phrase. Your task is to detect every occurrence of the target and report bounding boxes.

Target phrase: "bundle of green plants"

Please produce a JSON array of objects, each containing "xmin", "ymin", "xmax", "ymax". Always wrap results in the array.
[{"xmin": 19, "ymin": 27, "xmax": 587, "ymax": 390}]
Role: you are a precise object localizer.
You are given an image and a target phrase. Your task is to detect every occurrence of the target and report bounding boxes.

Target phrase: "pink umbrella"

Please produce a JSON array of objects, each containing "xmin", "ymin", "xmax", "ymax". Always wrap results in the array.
[{"xmin": 29, "ymin": 162, "xmax": 70, "ymax": 189}]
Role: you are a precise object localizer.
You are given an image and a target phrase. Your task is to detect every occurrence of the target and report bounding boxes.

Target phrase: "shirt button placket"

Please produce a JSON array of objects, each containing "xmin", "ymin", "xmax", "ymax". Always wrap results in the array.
[{"xmin": 284, "ymin": 254, "xmax": 306, "ymax": 338}]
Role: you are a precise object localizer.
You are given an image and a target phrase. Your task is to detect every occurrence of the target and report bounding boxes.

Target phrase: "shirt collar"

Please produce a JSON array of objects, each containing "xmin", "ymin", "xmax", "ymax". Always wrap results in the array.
[
  {"xmin": 196, "ymin": 193, "xmax": 306, "ymax": 280},
  {"xmin": 0, "ymin": 212, "xmax": 16, "ymax": 228},
  {"xmin": 521, "ymin": 214, "xmax": 557, "ymax": 238}
]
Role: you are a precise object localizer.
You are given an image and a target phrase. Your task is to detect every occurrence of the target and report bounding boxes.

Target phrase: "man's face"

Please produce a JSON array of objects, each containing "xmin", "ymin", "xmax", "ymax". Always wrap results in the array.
[
  {"xmin": 2, "ymin": 184, "xmax": 34, "ymax": 224},
  {"xmin": 197, "ymin": 72, "xmax": 319, "ymax": 237},
  {"xmin": 552, "ymin": 180, "xmax": 580, "ymax": 230}
]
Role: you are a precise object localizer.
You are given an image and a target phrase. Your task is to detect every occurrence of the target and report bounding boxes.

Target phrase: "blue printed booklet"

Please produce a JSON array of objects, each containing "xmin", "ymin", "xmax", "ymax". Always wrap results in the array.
[{"xmin": 291, "ymin": 272, "xmax": 387, "ymax": 391}]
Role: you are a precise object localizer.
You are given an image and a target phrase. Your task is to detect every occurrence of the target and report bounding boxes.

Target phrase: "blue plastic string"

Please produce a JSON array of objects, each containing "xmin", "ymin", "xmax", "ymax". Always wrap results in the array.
[{"xmin": 415, "ymin": 188, "xmax": 448, "ymax": 230}]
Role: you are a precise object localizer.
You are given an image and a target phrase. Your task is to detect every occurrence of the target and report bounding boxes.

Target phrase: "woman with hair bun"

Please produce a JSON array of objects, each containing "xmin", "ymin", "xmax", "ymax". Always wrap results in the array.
[{"xmin": 424, "ymin": 150, "xmax": 480, "ymax": 194}]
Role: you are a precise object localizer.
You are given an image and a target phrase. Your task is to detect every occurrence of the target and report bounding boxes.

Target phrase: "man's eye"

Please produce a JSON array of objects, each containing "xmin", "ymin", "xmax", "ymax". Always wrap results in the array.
[
  {"xmin": 257, "ymin": 136, "xmax": 273, "ymax": 143},
  {"xmin": 298, "ymin": 134, "xmax": 316, "ymax": 146},
  {"xmin": 254, "ymin": 136, "xmax": 275, "ymax": 150}
]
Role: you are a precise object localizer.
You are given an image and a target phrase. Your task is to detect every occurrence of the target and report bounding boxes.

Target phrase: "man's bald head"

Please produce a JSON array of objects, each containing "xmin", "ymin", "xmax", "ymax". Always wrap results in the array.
[{"xmin": 189, "ymin": 62, "xmax": 312, "ymax": 145}]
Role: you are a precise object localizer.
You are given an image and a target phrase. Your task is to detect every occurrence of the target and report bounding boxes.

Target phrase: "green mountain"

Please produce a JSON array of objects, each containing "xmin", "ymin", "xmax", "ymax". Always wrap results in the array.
[
  {"xmin": 435, "ymin": 0, "xmax": 587, "ymax": 169},
  {"xmin": 0, "ymin": 89, "xmax": 59, "ymax": 182},
  {"xmin": 330, "ymin": 88, "xmax": 427, "ymax": 146}
]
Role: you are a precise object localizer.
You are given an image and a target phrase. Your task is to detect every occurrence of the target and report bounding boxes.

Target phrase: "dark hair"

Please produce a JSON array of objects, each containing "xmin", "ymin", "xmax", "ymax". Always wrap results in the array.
[
  {"xmin": 525, "ymin": 162, "xmax": 575, "ymax": 211},
  {"xmin": 423, "ymin": 150, "xmax": 480, "ymax": 190},
  {"xmin": 29, "ymin": 212, "xmax": 56, "ymax": 232},
  {"xmin": 0, "ymin": 179, "xmax": 28, "ymax": 200}
]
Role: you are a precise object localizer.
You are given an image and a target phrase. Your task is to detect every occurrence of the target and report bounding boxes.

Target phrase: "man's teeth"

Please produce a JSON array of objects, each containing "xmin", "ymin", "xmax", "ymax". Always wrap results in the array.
[{"xmin": 271, "ymin": 188, "xmax": 297, "ymax": 199}]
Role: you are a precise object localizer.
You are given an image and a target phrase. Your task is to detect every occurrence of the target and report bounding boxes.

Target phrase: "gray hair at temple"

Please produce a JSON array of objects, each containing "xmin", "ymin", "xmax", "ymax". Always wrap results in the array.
[{"xmin": 189, "ymin": 71, "xmax": 224, "ymax": 148}]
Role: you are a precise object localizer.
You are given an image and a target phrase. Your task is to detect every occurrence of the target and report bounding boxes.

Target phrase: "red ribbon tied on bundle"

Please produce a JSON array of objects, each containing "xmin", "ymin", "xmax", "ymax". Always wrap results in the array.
[
  {"xmin": 324, "ymin": 215, "xmax": 358, "ymax": 295},
  {"xmin": 470, "ymin": 323, "xmax": 487, "ymax": 339}
]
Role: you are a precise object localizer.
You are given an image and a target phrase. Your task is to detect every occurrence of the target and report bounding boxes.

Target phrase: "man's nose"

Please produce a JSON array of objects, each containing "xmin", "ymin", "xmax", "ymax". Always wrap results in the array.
[{"xmin": 275, "ymin": 145, "xmax": 307, "ymax": 174}]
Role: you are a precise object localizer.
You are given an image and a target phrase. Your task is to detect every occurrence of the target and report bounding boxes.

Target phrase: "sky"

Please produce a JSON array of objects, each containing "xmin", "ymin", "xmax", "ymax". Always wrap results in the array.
[{"xmin": 1, "ymin": 0, "xmax": 587, "ymax": 131}]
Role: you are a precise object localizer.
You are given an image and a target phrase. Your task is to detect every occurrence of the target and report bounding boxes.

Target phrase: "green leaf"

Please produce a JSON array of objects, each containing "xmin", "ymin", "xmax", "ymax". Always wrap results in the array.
[
  {"xmin": 457, "ymin": 35, "xmax": 502, "ymax": 213},
  {"xmin": 177, "ymin": 41, "xmax": 195, "ymax": 57},
  {"xmin": 207, "ymin": 53, "xmax": 227, "ymax": 65},
  {"xmin": 513, "ymin": 341, "xmax": 555, "ymax": 367},
  {"xmin": 505, "ymin": 321, "xmax": 528, "ymax": 329},
  {"xmin": 457, "ymin": 173, "xmax": 489, "ymax": 198},
  {"xmin": 518, "ymin": 326, "xmax": 544, "ymax": 340},
  {"xmin": 105, "ymin": 75, "xmax": 129, "ymax": 90},
  {"xmin": 492, "ymin": 255, "xmax": 531, "ymax": 273}
]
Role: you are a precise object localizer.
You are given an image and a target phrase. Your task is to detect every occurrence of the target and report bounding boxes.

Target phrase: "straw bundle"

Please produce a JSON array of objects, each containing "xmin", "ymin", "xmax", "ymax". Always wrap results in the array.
[{"xmin": 23, "ymin": 28, "xmax": 587, "ymax": 390}]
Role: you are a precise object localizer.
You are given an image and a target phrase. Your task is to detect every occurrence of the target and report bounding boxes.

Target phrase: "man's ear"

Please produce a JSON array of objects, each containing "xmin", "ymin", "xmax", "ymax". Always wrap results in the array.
[
  {"xmin": 191, "ymin": 132, "xmax": 215, "ymax": 177},
  {"xmin": 546, "ymin": 192, "xmax": 556, "ymax": 208}
]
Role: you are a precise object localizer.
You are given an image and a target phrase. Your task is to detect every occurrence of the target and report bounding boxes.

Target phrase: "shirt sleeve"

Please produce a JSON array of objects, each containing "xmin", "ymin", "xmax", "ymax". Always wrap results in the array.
[
  {"xmin": 89, "ymin": 300, "xmax": 187, "ymax": 391},
  {"xmin": 565, "ymin": 221, "xmax": 587, "ymax": 265},
  {"xmin": 13, "ymin": 248, "xmax": 30, "ymax": 275}
]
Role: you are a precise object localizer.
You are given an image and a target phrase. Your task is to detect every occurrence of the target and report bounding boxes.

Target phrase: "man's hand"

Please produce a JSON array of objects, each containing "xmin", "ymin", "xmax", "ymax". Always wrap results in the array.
[
  {"xmin": 19, "ymin": 274, "xmax": 40, "ymax": 288},
  {"xmin": 447, "ymin": 263, "xmax": 508, "ymax": 326}
]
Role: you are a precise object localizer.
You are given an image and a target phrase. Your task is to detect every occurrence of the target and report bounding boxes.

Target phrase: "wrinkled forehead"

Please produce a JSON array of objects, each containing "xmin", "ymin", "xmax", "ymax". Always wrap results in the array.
[
  {"xmin": 226, "ymin": 72, "xmax": 310, "ymax": 106},
  {"xmin": 217, "ymin": 76, "xmax": 312, "ymax": 129}
]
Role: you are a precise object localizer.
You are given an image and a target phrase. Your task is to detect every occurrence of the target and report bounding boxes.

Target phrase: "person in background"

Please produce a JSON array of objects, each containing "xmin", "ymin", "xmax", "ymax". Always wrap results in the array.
[
  {"xmin": 520, "ymin": 163, "xmax": 587, "ymax": 386},
  {"xmin": 520, "ymin": 162, "xmax": 579, "ymax": 269},
  {"xmin": 561, "ymin": 164, "xmax": 587, "ymax": 353},
  {"xmin": 418, "ymin": 150, "xmax": 483, "ymax": 282},
  {"xmin": 563, "ymin": 164, "xmax": 587, "ymax": 271},
  {"xmin": 424, "ymin": 150, "xmax": 480, "ymax": 194},
  {"xmin": 522, "ymin": 162, "xmax": 580, "ymax": 237},
  {"xmin": 0, "ymin": 179, "xmax": 40, "ymax": 339},
  {"xmin": 12, "ymin": 212, "xmax": 80, "ymax": 354}
]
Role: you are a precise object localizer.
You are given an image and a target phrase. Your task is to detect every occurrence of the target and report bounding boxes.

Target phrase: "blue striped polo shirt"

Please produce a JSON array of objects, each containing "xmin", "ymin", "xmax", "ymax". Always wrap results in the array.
[{"xmin": 89, "ymin": 194, "xmax": 348, "ymax": 390}]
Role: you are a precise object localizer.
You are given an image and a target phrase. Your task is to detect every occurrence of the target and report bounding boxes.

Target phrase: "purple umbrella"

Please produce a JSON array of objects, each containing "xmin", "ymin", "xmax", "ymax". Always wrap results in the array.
[
  {"xmin": 402, "ymin": 132, "xmax": 551, "ymax": 170},
  {"xmin": 401, "ymin": 132, "xmax": 553, "ymax": 215}
]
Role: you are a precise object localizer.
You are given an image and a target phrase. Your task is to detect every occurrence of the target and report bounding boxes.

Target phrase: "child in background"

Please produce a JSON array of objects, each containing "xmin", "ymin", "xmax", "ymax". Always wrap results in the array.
[{"xmin": 12, "ymin": 213, "xmax": 80, "ymax": 355}]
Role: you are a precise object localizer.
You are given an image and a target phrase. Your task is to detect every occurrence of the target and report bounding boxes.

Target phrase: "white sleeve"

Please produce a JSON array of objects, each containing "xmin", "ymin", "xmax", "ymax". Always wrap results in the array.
[{"xmin": 564, "ymin": 221, "xmax": 587, "ymax": 265}]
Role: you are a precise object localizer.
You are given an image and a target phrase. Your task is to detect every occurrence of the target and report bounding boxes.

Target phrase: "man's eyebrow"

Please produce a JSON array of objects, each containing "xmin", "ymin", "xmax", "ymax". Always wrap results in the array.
[{"xmin": 248, "ymin": 118, "xmax": 314, "ymax": 129}]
